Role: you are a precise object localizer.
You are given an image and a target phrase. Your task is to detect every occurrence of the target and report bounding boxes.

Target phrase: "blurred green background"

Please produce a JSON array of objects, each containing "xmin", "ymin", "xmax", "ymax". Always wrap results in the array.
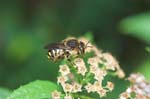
[{"xmin": 0, "ymin": 0, "xmax": 150, "ymax": 98}]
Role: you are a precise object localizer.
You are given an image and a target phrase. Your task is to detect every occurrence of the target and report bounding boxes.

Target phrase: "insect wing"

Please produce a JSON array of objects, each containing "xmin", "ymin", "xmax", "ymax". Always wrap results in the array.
[{"xmin": 44, "ymin": 43, "xmax": 68, "ymax": 50}]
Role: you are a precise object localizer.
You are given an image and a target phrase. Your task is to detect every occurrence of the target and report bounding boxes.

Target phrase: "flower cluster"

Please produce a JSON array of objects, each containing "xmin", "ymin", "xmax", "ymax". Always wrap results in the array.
[
  {"xmin": 51, "ymin": 37, "xmax": 125, "ymax": 99},
  {"xmin": 119, "ymin": 73, "xmax": 150, "ymax": 99},
  {"xmin": 78, "ymin": 37, "xmax": 125, "ymax": 79}
]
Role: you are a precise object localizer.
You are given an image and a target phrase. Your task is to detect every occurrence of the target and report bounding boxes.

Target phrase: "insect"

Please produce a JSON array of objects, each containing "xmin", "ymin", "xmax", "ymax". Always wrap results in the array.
[{"xmin": 44, "ymin": 37, "xmax": 90, "ymax": 61}]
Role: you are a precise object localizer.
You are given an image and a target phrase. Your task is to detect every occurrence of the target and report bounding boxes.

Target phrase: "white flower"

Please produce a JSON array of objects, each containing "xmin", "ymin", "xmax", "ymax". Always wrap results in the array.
[
  {"xmin": 74, "ymin": 58, "xmax": 87, "ymax": 76},
  {"xmin": 119, "ymin": 92, "xmax": 130, "ymax": 99},
  {"xmin": 128, "ymin": 73, "xmax": 145, "ymax": 84},
  {"xmin": 74, "ymin": 58, "xmax": 85, "ymax": 67},
  {"xmin": 119, "ymin": 73, "xmax": 150, "ymax": 99},
  {"xmin": 106, "ymin": 81, "xmax": 114, "ymax": 91},
  {"xmin": 57, "ymin": 76, "xmax": 68, "ymax": 84},
  {"xmin": 77, "ymin": 65, "xmax": 87, "ymax": 76},
  {"xmin": 88, "ymin": 57, "xmax": 100, "ymax": 66},
  {"xmin": 126, "ymin": 87, "xmax": 132, "ymax": 93},
  {"xmin": 59, "ymin": 64, "xmax": 70, "ymax": 76},
  {"xmin": 101, "ymin": 53, "xmax": 119, "ymax": 71},
  {"xmin": 64, "ymin": 95, "xmax": 73, "ymax": 99},
  {"xmin": 94, "ymin": 69, "xmax": 107, "ymax": 81},
  {"xmin": 116, "ymin": 69, "xmax": 125, "ymax": 78},
  {"xmin": 93, "ymin": 81, "xmax": 102, "ymax": 91},
  {"xmin": 85, "ymin": 83, "xmax": 95, "ymax": 93},
  {"xmin": 62, "ymin": 83, "xmax": 73, "ymax": 93},
  {"xmin": 51, "ymin": 90, "xmax": 61, "ymax": 99},
  {"xmin": 89, "ymin": 65, "xmax": 99, "ymax": 74},
  {"xmin": 72, "ymin": 82, "xmax": 82, "ymax": 93},
  {"xmin": 97, "ymin": 88, "xmax": 107, "ymax": 98}
]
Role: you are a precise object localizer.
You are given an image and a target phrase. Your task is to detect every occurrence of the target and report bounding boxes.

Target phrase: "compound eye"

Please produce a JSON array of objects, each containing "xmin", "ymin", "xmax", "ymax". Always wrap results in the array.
[{"xmin": 66, "ymin": 39, "xmax": 78, "ymax": 48}]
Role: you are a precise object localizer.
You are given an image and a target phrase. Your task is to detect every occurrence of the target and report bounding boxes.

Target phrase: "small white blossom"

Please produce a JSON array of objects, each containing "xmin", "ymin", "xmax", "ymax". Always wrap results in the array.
[
  {"xmin": 116, "ymin": 69, "xmax": 125, "ymax": 78},
  {"xmin": 74, "ymin": 58, "xmax": 85, "ymax": 67},
  {"xmin": 72, "ymin": 82, "xmax": 82, "ymax": 93},
  {"xmin": 89, "ymin": 65, "xmax": 99, "ymax": 74},
  {"xmin": 128, "ymin": 73, "xmax": 145, "ymax": 84},
  {"xmin": 93, "ymin": 81, "xmax": 102, "ymax": 91},
  {"xmin": 77, "ymin": 65, "xmax": 87, "ymax": 76},
  {"xmin": 97, "ymin": 88, "xmax": 107, "ymax": 98},
  {"xmin": 57, "ymin": 76, "xmax": 68, "ymax": 84},
  {"xmin": 119, "ymin": 92, "xmax": 130, "ymax": 99},
  {"xmin": 106, "ymin": 81, "xmax": 114, "ymax": 91},
  {"xmin": 85, "ymin": 83, "xmax": 95, "ymax": 93},
  {"xmin": 51, "ymin": 90, "xmax": 61, "ymax": 99},
  {"xmin": 101, "ymin": 53, "xmax": 119, "ymax": 71},
  {"xmin": 74, "ymin": 58, "xmax": 87, "ymax": 76},
  {"xmin": 88, "ymin": 57, "xmax": 100, "ymax": 66},
  {"xmin": 64, "ymin": 95, "xmax": 73, "ymax": 99},
  {"xmin": 94, "ymin": 69, "xmax": 107, "ymax": 81},
  {"xmin": 59, "ymin": 64, "xmax": 70, "ymax": 76},
  {"xmin": 62, "ymin": 83, "xmax": 73, "ymax": 93},
  {"xmin": 126, "ymin": 87, "xmax": 132, "ymax": 93}
]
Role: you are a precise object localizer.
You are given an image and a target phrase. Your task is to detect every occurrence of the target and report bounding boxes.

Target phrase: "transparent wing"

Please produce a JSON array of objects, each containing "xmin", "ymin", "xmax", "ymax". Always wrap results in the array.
[{"xmin": 44, "ymin": 43, "xmax": 69, "ymax": 50}]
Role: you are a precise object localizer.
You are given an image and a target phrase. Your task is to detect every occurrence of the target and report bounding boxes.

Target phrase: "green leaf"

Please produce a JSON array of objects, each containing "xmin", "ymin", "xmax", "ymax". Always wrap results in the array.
[
  {"xmin": 0, "ymin": 87, "xmax": 12, "ymax": 99},
  {"xmin": 136, "ymin": 59, "xmax": 150, "ymax": 80},
  {"xmin": 84, "ymin": 31, "xmax": 94, "ymax": 42},
  {"xmin": 119, "ymin": 12, "xmax": 150, "ymax": 43},
  {"xmin": 146, "ymin": 47, "xmax": 150, "ymax": 53},
  {"xmin": 7, "ymin": 80, "xmax": 58, "ymax": 99}
]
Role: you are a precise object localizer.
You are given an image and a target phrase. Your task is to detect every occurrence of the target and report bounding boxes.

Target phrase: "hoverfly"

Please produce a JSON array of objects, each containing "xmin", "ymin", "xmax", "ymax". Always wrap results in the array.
[{"xmin": 44, "ymin": 37, "xmax": 90, "ymax": 61}]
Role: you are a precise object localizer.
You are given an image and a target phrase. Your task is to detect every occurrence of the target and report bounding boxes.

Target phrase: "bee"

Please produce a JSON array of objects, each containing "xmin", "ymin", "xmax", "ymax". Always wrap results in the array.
[{"xmin": 44, "ymin": 37, "xmax": 90, "ymax": 61}]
